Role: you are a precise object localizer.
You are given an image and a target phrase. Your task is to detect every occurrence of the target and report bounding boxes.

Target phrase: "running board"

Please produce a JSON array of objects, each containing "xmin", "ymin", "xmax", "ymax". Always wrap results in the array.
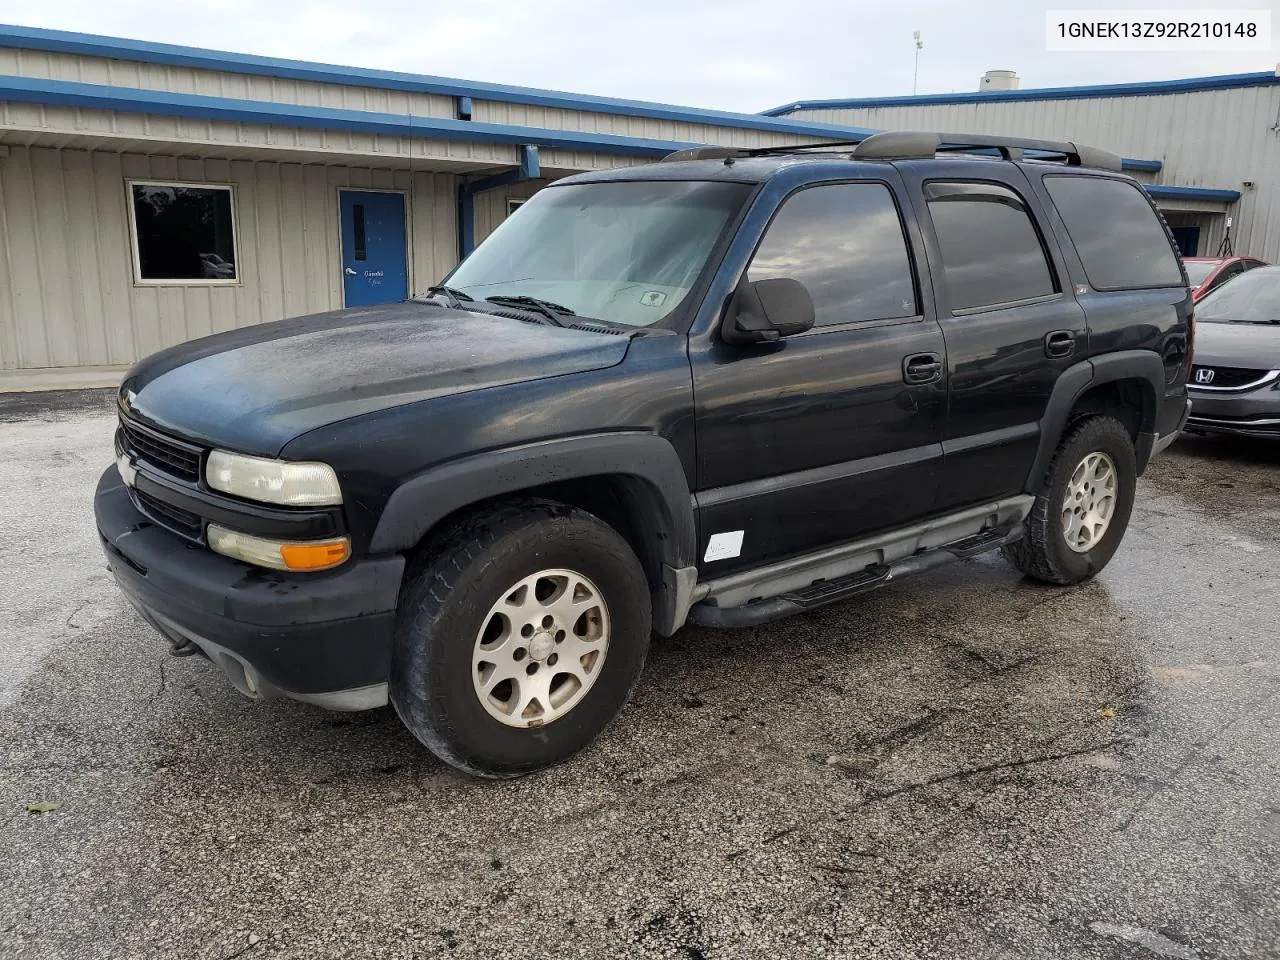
[
  {"xmin": 782, "ymin": 563, "xmax": 891, "ymax": 607},
  {"xmin": 939, "ymin": 526, "xmax": 1016, "ymax": 560},
  {"xmin": 687, "ymin": 522, "xmax": 1024, "ymax": 629}
]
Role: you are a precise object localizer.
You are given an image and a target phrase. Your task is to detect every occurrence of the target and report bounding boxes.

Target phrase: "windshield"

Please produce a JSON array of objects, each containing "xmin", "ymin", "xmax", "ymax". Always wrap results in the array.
[
  {"xmin": 444, "ymin": 180, "xmax": 751, "ymax": 327},
  {"xmin": 1183, "ymin": 260, "xmax": 1217, "ymax": 286},
  {"xmin": 1196, "ymin": 266, "xmax": 1280, "ymax": 324}
]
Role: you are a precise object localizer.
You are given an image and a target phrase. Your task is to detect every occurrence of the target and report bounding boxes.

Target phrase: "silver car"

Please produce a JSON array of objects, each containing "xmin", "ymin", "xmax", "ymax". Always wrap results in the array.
[{"xmin": 1186, "ymin": 265, "xmax": 1280, "ymax": 438}]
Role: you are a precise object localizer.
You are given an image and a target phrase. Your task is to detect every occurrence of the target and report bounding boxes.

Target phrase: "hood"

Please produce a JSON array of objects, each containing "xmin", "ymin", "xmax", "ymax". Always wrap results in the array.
[
  {"xmin": 123, "ymin": 302, "xmax": 630, "ymax": 456},
  {"xmin": 1193, "ymin": 320, "xmax": 1280, "ymax": 370}
]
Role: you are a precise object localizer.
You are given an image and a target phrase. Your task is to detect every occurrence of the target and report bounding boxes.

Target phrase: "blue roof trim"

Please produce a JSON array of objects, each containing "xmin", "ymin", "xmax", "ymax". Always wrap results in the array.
[
  {"xmin": 0, "ymin": 75, "xmax": 715, "ymax": 156},
  {"xmin": 1143, "ymin": 184, "xmax": 1240, "ymax": 203},
  {"xmin": 0, "ymin": 75, "xmax": 1186, "ymax": 184},
  {"xmin": 1122, "ymin": 158, "xmax": 1162, "ymax": 172},
  {"xmin": 0, "ymin": 24, "xmax": 876, "ymax": 141},
  {"xmin": 761, "ymin": 70, "xmax": 1280, "ymax": 114},
  {"xmin": 0, "ymin": 74, "xmax": 1167, "ymax": 173}
]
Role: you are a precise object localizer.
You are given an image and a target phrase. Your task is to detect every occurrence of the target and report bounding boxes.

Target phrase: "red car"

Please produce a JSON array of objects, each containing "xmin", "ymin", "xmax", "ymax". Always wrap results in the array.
[{"xmin": 1184, "ymin": 256, "xmax": 1269, "ymax": 301}]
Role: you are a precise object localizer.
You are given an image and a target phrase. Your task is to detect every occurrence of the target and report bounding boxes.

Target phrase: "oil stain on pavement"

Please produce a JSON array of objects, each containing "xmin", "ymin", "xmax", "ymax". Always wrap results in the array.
[{"xmin": 1, "ymin": 399, "xmax": 1277, "ymax": 959}]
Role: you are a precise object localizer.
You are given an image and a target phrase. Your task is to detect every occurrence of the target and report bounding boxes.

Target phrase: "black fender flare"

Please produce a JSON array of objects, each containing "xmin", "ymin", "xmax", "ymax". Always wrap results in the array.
[
  {"xmin": 1026, "ymin": 350, "xmax": 1166, "ymax": 492},
  {"xmin": 369, "ymin": 432, "xmax": 698, "ymax": 572}
]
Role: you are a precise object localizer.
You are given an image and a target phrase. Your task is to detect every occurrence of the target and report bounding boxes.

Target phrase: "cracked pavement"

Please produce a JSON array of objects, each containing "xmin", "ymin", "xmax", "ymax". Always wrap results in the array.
[{"xmin": 1, "ymin": 391, "xmax": 1278, "ymax": 959}]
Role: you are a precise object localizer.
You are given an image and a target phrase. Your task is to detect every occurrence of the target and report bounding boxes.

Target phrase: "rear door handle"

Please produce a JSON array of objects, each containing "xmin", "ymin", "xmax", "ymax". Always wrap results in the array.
[
  {"xmin": 903, "ymin": 352, "xmax": 943, "ymax": 385},
  {"xmin": 1045, "ymin": 330, "xmax": 1075, "ymax": 358}
]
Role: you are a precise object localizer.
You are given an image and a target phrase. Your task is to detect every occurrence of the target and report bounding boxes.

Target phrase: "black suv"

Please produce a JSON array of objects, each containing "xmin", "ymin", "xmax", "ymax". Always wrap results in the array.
[{"xmin": 96, "ymin": 132, "xmax": 1192, "ymax": 777}]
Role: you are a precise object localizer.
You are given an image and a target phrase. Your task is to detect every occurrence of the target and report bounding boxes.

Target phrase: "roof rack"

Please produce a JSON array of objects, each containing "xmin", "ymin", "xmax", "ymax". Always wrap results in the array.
[
  {"xmin": 660, "ymin": 131, "xmax": 1123, "ymax": 172},
  {"xmin": 851, "ymin": 131, "xmax": 1123, "ymax": 171}
]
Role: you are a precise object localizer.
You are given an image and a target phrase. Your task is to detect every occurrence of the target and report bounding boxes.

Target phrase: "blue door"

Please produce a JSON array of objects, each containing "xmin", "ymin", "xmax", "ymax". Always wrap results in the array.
[{"xmin": 339, "ymin": 190, "xmax": 407, "ymax": 306}]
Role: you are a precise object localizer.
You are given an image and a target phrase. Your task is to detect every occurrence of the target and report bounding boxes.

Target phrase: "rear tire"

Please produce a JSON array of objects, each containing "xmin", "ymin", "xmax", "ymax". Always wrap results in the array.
[
  {"xmin": 390, "ymin": 499, "xmax": 651, "ymax": 778},
  {"xmin": 1002, "ymin": 416, "xmax": 1137, "ymax": 585}
]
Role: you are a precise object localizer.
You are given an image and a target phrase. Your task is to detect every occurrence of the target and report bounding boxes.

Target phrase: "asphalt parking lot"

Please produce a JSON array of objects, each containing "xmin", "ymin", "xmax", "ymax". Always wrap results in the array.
[{"xmin": 1, "ymin": 391, "xmax": 1277, "ymax": 960}]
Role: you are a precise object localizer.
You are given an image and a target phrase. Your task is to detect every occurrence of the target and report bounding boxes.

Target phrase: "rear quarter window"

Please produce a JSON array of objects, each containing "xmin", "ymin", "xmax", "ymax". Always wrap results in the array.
[{"xmin": 1043, "ymin": 176, "xmax": 1183, "ymax": 291}]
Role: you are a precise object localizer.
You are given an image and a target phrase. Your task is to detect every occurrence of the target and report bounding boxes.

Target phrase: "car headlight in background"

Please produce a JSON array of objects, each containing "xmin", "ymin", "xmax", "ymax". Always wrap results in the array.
[
  {"xmin": 207, "ymin": 524, "xmax": 350, "ymax": 572},
  {"xmin": 206, "ymin": 450, "xmax": 342, "ymax": 506}
]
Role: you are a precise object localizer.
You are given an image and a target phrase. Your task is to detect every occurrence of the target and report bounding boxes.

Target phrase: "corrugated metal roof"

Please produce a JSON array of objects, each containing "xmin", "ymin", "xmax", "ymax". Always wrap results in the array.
[
  {"xmin": 0, "ymin": 75, "xmax": 711, "ymax": 157},
  {"xmin": 762, "ymin": 70, "xmax": 1280, "ymax": 115},
  {"xmin": 0, "ymin": 24, "xmax": 878, "ymax": 140},
  {"xmin": 0, "ymin": 74, "xmax": 1167, "ymax": 173}
]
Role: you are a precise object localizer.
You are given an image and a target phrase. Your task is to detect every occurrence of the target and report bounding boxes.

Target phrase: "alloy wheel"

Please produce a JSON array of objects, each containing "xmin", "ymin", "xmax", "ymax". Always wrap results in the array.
[
  {"xmin": 471, "ymin": 568, "xmax": 610, "ymax": 728},
  {"xmin": 1062, "ymin": 451, "xmax": 1118, "ymax": 553}
]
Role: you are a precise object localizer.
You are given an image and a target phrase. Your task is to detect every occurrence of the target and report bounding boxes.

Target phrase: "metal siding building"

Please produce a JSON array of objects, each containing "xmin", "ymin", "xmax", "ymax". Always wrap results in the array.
[
  {"xmin": 0, "ymin": 25, "xmax": 872, "ymax": 386},
  {"xmin": 0, "ymin": 149, "xmax": 461, "ymax": 371},
  {"xmin": 763, "ymin": 72, "xmax": 1280, "ymax": 266},
  {"xmin": 4, "ymin": 27, "xmax": 1276, "ymax": 387}
]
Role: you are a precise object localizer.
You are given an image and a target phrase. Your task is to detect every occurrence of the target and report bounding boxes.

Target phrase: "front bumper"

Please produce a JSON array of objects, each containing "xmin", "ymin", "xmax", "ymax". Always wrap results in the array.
[
  {"xmin": 1187, "ymin": 387, "xmax": 1280, "ymax": 439},
  {"xmin": 95, "ymin": 466, "xmax": 405, "ymax": 709}
]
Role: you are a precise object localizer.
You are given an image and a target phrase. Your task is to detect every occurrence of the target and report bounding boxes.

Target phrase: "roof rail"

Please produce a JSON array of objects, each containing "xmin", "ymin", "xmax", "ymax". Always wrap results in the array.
[
  {"xmin": 661, "ymin": 140, "xmax": 868, "ymax": 162},
  {"xmin": 740, "ymin": 139, "xmax": 866, "ymax": 157},
  {"xmin": 660, "ymin": 132, "xmax": 1123, "ymax": 171},
  {"xmin": 851, "ymin": 131, "xmax": 1123, "ymax": 171},
  {"xmin": 660, "ymin": 146, "xmax": 741, "ymax": 162}
]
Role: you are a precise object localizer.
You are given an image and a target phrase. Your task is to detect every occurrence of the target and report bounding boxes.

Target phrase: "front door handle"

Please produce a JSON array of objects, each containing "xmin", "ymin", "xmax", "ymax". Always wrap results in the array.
[
  {"xmin": 903, "ymin": 352, "xmax": 943, "ymax": 385},
  {"xmin": 344, "ymin": 267, "xmax": 357, "ymax": 276},
  {"xmin": 1045, "ymin": 330, "xmax": 1075, "ymax": 358}
]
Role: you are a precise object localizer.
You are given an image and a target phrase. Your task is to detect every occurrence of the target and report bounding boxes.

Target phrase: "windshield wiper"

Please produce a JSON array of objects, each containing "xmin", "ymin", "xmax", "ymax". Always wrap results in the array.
[
  {"xmin": 484, "ymin": 295, "xmax": 575, "ymax": 327},
  {"xmin": 424, "ymin": 285, "xmax": 474, "ymax": 308}
]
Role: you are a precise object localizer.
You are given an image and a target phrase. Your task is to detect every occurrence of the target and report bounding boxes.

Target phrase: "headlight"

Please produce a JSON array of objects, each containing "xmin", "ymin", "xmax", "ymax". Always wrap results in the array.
[
  {"xmin": 207, "ymin": 524, "xmax": 350, "ymax": 572},
  {"xmin": 206, "ymin": 450, "xmax": 342, "ymax": 506}
]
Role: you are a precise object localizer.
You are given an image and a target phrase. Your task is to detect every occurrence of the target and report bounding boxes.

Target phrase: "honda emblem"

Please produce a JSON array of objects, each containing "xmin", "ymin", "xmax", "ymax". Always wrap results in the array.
[{"xmin": 1194, "ymin": 368, "xmax": 1215, "ymax": 385}]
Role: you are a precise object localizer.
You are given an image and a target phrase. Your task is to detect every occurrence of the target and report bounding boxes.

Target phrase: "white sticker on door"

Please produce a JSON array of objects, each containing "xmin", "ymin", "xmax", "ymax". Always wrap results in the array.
[{"xmin": 704, "ymin": 530, "xmax": 745, "ymax": 562}]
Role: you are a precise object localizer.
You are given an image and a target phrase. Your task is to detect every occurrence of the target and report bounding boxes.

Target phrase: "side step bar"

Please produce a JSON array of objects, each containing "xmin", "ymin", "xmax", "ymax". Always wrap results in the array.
[
  {"xmin": 785, "ymin": 563, "xmax": 891, "ymax": 607},
  {"xmin": 687, "ymin": 523, "xmax": 1023, "ymax": 629}
]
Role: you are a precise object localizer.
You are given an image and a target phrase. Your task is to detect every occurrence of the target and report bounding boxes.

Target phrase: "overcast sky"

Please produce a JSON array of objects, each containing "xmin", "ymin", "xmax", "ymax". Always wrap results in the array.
[{"xmin": 2, "ymin": 0, "xmax": 1277, "ymax": 112}]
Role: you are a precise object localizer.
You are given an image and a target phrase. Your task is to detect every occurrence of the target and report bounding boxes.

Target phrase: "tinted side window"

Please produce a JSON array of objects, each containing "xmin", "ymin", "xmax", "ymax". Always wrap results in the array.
[
  {"xmin": 1043, "ymin": 176, "xmax": 1183, "ymax": 290},
  {"xmin": 747, "ymin": 183, "xmax": 917, "ymax": 327},
  {"xmin": 924, "ymin": 181, "xmax": 1057, "ymax": 312}
]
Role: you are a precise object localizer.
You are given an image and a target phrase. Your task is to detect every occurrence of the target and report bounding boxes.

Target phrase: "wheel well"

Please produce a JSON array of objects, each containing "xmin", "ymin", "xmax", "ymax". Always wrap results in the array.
[
  {"xmin": 1069, "ymin": 378, "xmax": 1154, "ymax": 441},
  {"xmin": 405, "ymin": 475, "xmax": 669, "ymax": 596}
]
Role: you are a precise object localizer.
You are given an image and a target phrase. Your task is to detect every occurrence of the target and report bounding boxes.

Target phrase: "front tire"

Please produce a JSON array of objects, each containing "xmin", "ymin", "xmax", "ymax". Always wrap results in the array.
[
  {"xmin": 390, "ymin": 500, "xmax": 651, "ymax": 778},
  {"xmin": 1002, "ymin": 416, "xmax": 1137, "ymax": 585}
]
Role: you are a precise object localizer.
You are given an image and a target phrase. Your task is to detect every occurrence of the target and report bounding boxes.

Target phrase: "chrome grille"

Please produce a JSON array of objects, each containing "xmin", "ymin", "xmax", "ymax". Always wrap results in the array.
[{"xmin": 1190, "ymin": 366, "xmax": 1279, "ymax": 392}]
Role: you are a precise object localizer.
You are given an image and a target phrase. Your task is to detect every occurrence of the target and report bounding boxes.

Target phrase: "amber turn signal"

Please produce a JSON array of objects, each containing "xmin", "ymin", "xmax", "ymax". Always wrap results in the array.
[
  {"xmin": 207, "ymin": 524, "xmax": 351, "ymax": 572},
  {"xmin": 279, "ymin": 538, "xmax": 351, "ymax": 571}
]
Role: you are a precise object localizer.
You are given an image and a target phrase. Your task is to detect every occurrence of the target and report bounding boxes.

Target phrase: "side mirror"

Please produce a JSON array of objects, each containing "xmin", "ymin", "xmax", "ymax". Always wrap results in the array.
[{"xmin": 721, "ymin": 277, "xmax": 815, "ymax": 344}]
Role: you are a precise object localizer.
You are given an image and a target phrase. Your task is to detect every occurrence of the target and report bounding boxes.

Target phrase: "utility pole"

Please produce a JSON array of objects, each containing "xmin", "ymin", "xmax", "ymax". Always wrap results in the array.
[{"xmin": 913, "ymin": 30, "xmax": 923, "ymax": 95}]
